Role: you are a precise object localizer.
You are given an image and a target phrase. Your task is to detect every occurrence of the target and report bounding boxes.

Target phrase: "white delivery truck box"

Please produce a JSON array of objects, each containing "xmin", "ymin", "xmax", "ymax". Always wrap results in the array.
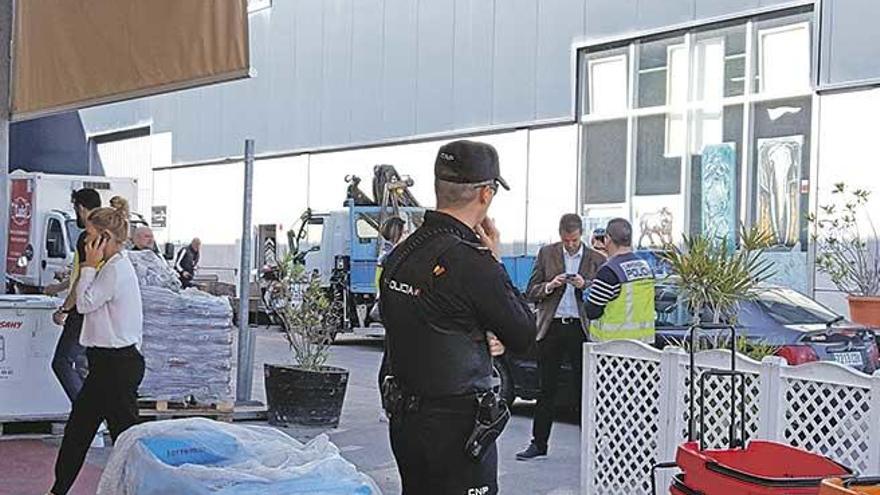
[
  {"xmin": 5, "ymin": 170, "xmax": 139, "ymax": 291},
  {"xmin": 0, "ymin": 295, "xmax": 70, "ymax": 419}
]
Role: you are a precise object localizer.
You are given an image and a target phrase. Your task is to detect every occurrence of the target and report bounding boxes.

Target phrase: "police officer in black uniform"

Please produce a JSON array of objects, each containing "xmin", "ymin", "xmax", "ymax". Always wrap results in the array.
[{"xmin": 379, "ymin": 140, "xmax": 536, "ymax": 495}]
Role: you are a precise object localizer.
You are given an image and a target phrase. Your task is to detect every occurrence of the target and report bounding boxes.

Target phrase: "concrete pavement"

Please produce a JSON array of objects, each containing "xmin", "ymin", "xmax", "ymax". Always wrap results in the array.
[{"xmin": 0, "ymin": 327, "xmax": 581, "ymax": 494}]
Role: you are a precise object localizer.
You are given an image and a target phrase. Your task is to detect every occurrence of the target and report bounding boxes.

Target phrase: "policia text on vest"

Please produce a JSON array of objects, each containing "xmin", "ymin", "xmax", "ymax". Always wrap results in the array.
[{"xmin": 585, "ymin": 252, "xmax": 656, "ymax": 343}]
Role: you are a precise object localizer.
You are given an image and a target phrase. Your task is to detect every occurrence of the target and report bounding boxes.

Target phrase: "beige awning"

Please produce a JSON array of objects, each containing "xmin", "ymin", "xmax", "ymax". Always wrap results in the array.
[{"xmin": 11, "ymin": 0, "xmax": 250, "ymax": 121}]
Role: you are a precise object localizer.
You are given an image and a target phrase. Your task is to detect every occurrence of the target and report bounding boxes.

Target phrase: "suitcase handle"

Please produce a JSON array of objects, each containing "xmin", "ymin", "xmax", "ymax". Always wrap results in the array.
[
  {"xmin": 687, "ymin": 323, "xmax": 745, "ymax": 449},
  {"xmin": 699, "ymin": 368, "xmax": 747, "ymax": 450}
]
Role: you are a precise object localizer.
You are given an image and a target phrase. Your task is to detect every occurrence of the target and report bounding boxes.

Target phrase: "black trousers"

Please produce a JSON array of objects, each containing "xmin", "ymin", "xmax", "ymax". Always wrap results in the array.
[
  {"xmin": 532, "ymin": 319, "xmax": 586, "ymax": 449},
  {"xmin": 51, "ymin": 345, "xmax": 144, "ymax": 495},
  {"xmin": 390, "ymin": 398, "xmax": 497, "ymax": 495}
]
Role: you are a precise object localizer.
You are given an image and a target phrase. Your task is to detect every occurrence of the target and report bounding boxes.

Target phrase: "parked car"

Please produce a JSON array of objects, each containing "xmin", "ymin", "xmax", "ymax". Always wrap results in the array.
[{"xmin": 497, "ymin": 281, "xmax": 880, "ymax": 407}]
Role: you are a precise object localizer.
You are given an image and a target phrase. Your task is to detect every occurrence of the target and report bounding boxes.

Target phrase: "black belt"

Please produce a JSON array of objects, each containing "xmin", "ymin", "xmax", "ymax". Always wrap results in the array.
[
  {"xmin": 86, "ymin": 344, "xmax": 140, "ymax": 356},
  {"xmin": 553, "ymin": 317, "xmax": 580, "ymax": 325}
]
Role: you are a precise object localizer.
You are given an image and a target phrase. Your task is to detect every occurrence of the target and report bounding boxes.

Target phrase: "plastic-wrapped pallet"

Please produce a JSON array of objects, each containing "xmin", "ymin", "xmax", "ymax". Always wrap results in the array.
[
  {"xmin": 128, "ymin": 250, "xmax": 234, "ymax": 402},
  {"xmin": 97, "ymin": 418, "xmax": 382, "ymax": 495}
]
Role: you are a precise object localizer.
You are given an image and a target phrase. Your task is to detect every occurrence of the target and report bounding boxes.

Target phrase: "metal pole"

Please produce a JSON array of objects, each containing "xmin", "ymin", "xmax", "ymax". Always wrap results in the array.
[
  {"xmin": 236, "ymin": 139, "xmax": 255, "ymax": 402},
  {"xmin": 0, "ymin": 1, "xmax": 12, "ymax": 294}
]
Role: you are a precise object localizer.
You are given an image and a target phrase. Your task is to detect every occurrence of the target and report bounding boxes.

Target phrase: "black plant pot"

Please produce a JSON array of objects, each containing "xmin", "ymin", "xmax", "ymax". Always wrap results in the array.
[{"xmin": 264, "ymin": 363, "xmax": 349, "ymax": 428}]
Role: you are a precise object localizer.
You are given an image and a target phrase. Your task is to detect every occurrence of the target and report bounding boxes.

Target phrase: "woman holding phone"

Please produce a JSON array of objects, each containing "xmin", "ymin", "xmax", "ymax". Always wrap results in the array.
[{"xmin": 48, "ymin": 196, "xmax": 144, "ymax": 495}]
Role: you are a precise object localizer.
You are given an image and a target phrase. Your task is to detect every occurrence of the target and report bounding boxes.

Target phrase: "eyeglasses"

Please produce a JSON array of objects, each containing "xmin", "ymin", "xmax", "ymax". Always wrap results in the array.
[{"xmin": 471, "ymin": 180, "xmax": 499, "ymax": 194}]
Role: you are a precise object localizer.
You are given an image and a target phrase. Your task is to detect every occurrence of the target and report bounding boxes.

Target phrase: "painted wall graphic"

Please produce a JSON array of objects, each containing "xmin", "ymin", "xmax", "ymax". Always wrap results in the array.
[
  {"xmin": 757, "ymin": 135, "xmax": 803, "ymax": 247},
  {"xmin": 633, "ymin": 196, "xmax": 682, "ymax": 249},
  {"xmin": 701, "ymin": 143, "xmax": 737, "ymax": 243}
]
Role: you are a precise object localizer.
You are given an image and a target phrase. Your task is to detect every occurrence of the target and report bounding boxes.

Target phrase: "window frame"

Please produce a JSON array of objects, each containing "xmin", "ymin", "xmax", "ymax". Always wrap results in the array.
[{"xmin": 577, "ymin": 7, "xmax": 815, "ymax": 239}]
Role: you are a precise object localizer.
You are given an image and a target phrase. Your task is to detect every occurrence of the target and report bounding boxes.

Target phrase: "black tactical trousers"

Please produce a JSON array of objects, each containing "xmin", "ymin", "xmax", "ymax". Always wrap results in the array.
[{"xmin": 390, "ymin": 398, "xmax": 498, "ymax": 495}]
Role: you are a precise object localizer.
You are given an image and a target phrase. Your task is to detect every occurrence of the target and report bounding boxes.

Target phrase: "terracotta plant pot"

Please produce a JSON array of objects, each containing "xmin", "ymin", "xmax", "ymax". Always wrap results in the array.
[{"xmin": 847, "ymin": 295, "xmax": 880, "ymax": 327}]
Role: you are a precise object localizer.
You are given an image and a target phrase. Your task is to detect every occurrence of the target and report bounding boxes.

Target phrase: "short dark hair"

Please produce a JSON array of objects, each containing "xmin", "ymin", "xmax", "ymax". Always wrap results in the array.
[
  {"xmin": 606, "ymin": 218, "xmax": 632, "ymax": 247},
  {"xmin": 71, "ymin": 188, "xmax": 101, "ymax": 210},
  {"xmin": 435, "ymin": 178, "xmax": 479, "ymax": 209},
  {"xmin": 559, "ymin": 214, "xmax": 583, "ymax": 235}
]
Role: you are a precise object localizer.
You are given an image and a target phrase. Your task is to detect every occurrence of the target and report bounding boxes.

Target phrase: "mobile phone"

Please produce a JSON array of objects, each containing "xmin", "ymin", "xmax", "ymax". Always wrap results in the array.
[{"xmin": 565, "ymin": 273, "xmax": 576, "ymax": 280}]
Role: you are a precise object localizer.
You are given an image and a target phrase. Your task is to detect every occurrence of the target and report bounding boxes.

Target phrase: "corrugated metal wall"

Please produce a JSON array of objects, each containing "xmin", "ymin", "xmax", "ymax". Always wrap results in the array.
[
  {"xmin": 77, "ymin": 0, "xmax": 874, "ymax": 168},
  {"xmin": 79, "ymin": 0, "xmax": 588, "ymax": 164}
]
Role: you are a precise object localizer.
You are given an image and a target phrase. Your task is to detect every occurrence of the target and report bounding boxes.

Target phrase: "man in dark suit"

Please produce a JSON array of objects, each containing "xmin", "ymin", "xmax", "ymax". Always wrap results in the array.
[{"xmin": 516, "ymin": 214, "xmax": 605, "ymax": 460}]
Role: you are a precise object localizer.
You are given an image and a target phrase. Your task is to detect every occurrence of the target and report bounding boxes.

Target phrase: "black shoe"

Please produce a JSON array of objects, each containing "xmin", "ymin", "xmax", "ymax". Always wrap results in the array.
[{"xmin": 515, "ymin": 443, "xmax": 547, "ymax": 460}]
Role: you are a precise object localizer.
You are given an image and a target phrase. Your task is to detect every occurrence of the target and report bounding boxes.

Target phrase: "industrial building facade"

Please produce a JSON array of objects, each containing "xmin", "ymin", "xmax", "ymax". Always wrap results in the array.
[{"xmin": 11, "ymin": 0, "xmax": 880, "ymax": 311}]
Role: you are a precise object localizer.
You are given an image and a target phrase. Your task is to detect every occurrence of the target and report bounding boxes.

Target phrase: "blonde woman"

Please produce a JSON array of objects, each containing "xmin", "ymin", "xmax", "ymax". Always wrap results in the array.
[{"xmin": 49, "ymin": 197, "xmax": 144, "ymax": 495}]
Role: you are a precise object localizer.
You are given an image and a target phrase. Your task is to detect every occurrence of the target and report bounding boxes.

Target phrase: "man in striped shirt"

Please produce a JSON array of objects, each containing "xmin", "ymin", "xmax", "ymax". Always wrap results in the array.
[{"xmin": 584, "ymin": 219, "xmax": 656, "ymax": 343}]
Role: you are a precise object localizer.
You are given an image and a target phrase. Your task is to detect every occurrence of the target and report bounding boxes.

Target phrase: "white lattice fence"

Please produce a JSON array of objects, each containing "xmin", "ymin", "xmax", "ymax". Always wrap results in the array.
[
  {"xmin": 582, "ymin": 341, "xmax": 880, "ymax": 495},
  {"xmin": 582, "ymin": 341, "xmax": 664, "ymax": 495}
]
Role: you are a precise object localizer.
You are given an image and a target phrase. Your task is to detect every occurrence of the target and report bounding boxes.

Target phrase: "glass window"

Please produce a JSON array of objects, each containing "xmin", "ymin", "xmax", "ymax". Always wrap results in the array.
[
  {"xmin": 693, "ymin": 23, "xmax": 747, "ymax": 99},
  {"xmin": 582, "ymin": 47, "xmax": 629, "ymax": 115},
  {"xmin": 583, "ymin": 120, "xmax": 628, "ymax": 204},
  {"xmin": 46, "ymin": 219, "xmax": 66, "ymax": 258},
  {"xmin": 65, "ymin": 220, "xmax": 82, "ymax": 252},
  {"xmin": 635, "ymin": 114, "xmax": 682, "ymax": 195},
  {"xmin": 355, "ymin": 215, "xmax": 379, "ymax": 242},
  {"xmin": 753, "ymin": 13, "xmax": 812, "ymax": 95},
  {"xmin": 636, "ymin": 35, "xmax": 686, "ymax": 108},
  {"xmin": 755, "ymin": 288, "xmax": 838, "ymax": 325}
]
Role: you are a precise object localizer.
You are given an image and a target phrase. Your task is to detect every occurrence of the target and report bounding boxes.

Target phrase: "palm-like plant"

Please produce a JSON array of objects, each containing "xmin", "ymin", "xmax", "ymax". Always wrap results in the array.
[{"xmin": 662, "ymin": 225, "xmax": 775, "ymax": 327}]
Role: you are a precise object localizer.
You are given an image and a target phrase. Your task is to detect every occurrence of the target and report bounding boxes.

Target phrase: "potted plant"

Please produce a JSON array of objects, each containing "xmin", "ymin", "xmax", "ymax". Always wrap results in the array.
[
  {"xmin": 810, "ymin": 183, "xmax": 880, "ymax": 325},
  {"xmin": 263, "ymin": 254, "xmax": 349, "ymax": 428}
]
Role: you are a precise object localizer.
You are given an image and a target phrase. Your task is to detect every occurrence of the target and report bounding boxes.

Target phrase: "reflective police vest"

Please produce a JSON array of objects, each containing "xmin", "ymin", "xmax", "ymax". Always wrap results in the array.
[{"xmin": 589, "ymin": 253, "xmax": 656, "ymax": 342}]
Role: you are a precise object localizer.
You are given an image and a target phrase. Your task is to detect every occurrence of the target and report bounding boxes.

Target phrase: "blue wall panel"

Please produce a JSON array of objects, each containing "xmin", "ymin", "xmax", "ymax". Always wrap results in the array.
[
  {"xmin": 382, "ymin": 0, "xmax": 418, "ymax": 138},
  {"xmin": 321, "ymin": 0, "xmax": 354, "ymax": 145},
  {"xmin": 819, "ymin": 0, "xmax": 880, "ymax": 86},
  {"xmin": 416, "ymin": 0, "xmax": 455, "ymax": 134},
  {"xmin": 694, "ymin": 0, "xmax": 759, "ymax": 20},
  {"xmin": 536, "ymin": 0, "xmax": 585, "ymax": 120},
  {"xmin": 452, "ymin": 0, "xmax": 495, "ymax": 129},
  {"xmin": 637, "ymin": 0, "xmax": 694, "ymax": 31},
  {"xmin": 293, "ymin": 0, "xmax": 325, "ymax": 149},
  {"xmin": 350, "ymin": 0, "xmax": 385, "ymax": 142},
  {"xmin": 585, "ymin": 0, "xmax": 638, "ymax": 40},
  {"xmin": 493, "ymin": 0, "xmax": 538, "ymax": 124}
]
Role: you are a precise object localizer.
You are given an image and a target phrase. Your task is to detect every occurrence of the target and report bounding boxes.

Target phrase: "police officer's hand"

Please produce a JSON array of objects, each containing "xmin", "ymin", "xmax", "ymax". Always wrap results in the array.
[
  {"xmin": 547, "ymin": 273, "xmax": 568, "ymax": 291},
  {"xmin": 570, "ymin": 274, "xmax": 587, "ymax": 289},
  {"xmin": 475, "ymin": 217, "xmax": 501, "ymax": 261},
  {"xmin": 486, "ymin": 331, "xmax": 505, "ymax": 356}
]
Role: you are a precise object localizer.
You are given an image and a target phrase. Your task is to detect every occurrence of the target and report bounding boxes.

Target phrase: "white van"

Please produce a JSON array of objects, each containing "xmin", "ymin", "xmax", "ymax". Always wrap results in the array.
[{"xmin": 5, "ymin": 170, "xmax": 139, "ymax": 292}]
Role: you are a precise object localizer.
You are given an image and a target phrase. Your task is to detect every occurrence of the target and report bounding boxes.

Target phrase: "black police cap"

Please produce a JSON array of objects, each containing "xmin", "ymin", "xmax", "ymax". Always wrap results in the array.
[{"xmin": 434, "ymin": 140, "xmax": 510, "ymax": 191}]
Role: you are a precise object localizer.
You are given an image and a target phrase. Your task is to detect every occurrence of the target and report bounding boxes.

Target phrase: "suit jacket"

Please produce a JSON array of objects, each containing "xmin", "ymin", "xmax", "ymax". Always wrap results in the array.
[{"xmin": 526, "ymin": 242, "xmax": 606, "ymax": 341}]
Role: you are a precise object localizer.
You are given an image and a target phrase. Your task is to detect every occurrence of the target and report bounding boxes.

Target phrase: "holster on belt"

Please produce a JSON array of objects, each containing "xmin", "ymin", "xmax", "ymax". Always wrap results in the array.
[
  {"xmin": 381, "ymin": 376, "xmax": 420, "ymax": 418},
  {"xmin": 464, "ymin": 391, "xmax": 510, "ymax": 462}
]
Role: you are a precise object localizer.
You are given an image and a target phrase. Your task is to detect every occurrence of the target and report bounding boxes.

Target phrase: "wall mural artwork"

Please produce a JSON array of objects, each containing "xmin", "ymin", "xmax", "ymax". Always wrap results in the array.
[
  {"xmin": 701, "ymin": 143, "xmax": 737, "ymax": 244},
  {"xmin": 637, "ymin": 207, "xmax": 674, "ymax": 248},
  {"xmin": 757, "ymin": 135, "xmax": 803, "ymax": 248}
]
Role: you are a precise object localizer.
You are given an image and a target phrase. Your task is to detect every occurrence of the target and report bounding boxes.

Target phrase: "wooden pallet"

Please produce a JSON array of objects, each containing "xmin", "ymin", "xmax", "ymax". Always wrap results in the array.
[
  {"xmin": 0, "ymin": 416, "xmax": 67, "ymax": 440},
  {"xmin": 138, "ymin": 398, "xmax": 235, "ymax": 422}
]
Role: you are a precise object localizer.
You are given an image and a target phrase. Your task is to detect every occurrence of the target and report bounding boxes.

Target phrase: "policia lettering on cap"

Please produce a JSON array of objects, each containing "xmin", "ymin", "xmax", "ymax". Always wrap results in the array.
[{"xmin": 378, "ymin": 140, "xmax": 536, "ymax": 495}]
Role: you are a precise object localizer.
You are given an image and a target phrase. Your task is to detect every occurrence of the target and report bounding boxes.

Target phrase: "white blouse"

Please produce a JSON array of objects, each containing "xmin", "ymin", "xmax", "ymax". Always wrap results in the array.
[{"xmin": 76, "ymin": 251, "xmax": 143, "ymax": 349}]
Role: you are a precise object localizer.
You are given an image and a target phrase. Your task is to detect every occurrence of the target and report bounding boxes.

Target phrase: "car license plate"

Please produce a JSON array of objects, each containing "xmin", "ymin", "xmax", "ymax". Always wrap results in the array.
[{"xmin": 832, "ymin": 352, "xmax": 864, "ymax": 367}]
